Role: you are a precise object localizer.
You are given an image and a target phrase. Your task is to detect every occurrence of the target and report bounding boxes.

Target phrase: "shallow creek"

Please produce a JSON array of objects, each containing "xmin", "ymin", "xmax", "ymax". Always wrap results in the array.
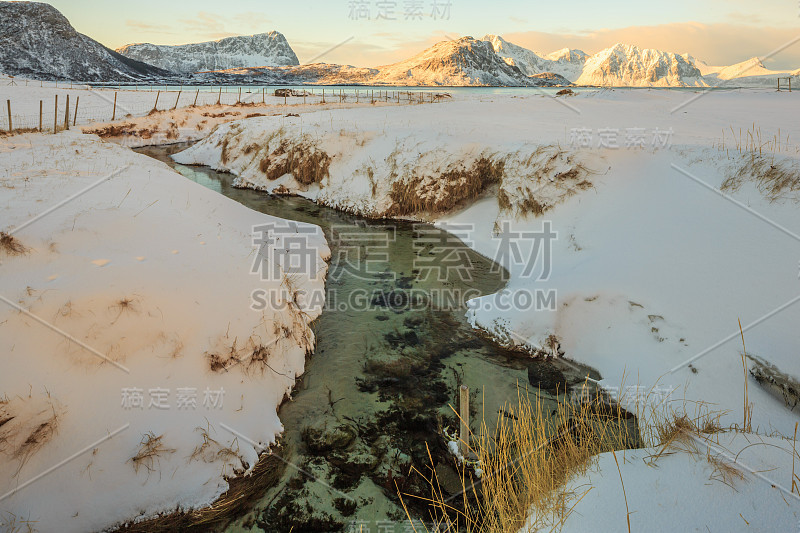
[{"xmin": 137, "ymin": 144, "xmax": 600, "ymax": 532}]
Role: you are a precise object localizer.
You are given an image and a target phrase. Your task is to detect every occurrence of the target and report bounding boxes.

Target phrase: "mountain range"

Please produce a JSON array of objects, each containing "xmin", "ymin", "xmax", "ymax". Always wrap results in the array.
[{"xmin": 0, "ymin": 1, "xmax": 797, "ymax": 87}]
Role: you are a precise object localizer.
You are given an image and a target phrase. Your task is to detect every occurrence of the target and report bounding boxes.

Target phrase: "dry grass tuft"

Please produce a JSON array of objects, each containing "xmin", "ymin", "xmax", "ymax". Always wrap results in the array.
[
  {"xmin": 498, "ymin": 146, "xmax": 594, "ymax": 218},
  {"xmin": 399, "ymin": 383, "xmax": 639, "ymax": 531},
  {"xmin": 721, "ymin": 155, "xmax": 800, "ymax": 203},
  {"xmin": 129, "ymin": 432, "xmax": 176, "ymax": 475},
  {"xmin": 388, "ymin": 157, "xmax": 505, "ymax": 215},
  {"xmin": 0, "ymin": 231, "xmax": 28, "ymax": 255},
  {"xmin": 189, "ymin": 424, "xmax": 240, "ymax": 465},
  {"xmin": 258, "ymin": 138, "xmax": 331, "ymax": 185}
]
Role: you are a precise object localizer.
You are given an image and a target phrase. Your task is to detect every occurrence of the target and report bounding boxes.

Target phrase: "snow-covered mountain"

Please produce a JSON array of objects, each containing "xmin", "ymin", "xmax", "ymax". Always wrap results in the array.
[
  {"xmin": 371, "ymin": 37, "xmax": 539, "ymax": 86},
  {"xmin": 482, "ymin": 34, "xmax": 550, "ymax": 76},
  {"xmin": 682, "ymin": 55, "xmax": 799, "ymax": 87},
  {"xmin": 576, "ymin": 43, "xmax": 706, "ymax": 87},
  {"xmin": 0, "ymin": 1, "xmax": 169, "ymax": 81},
  {"xmin": 482, "ymin": 35, "xmax": 587, "ymax": 82},
  {"xmin": 117, "ymin": 32, "xmax": 299, "ymax": 74},
  {"xmin": 543, "ymin": 48, "xmax": 589, "ymax": 81}
]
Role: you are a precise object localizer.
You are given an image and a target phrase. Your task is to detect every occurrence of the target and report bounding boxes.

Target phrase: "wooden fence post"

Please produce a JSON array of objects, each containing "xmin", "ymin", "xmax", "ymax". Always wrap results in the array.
[
  {"xmin": 73, "ymin": 96, "xmax": 79, "ymax": 126},
  {"xmin": 193, "ymin": 89, "xmax": 199, "ymax": 107},
  {"xmin": 322, "ymin": 88, "xmax": 325, "ymax": 104},
  {"xmin": 217, "ymin": 86, "xmax": 221, "ymax": 105},
  {"xmin": 173, "ymin": 89, "xmax": 181, "ymax": 110},
  {"xmin": 39, "ymin": 100, "xmax": 42, "ymax": 132},
  {"xmin": 6, "ymin": 100, "xmax": 11, "ymax": 132},
  {"xmin": 238, "ymin": 87, "xmax": 241, "ymax": 104},
  {"xmin": 64, "ymin": 94, "xmax": 70, "ymax": 130},
  {"xmin": 54, "ymin": 95, "xmax": 58, "ymax": 133},
  {"xmin": 459, "ymin": 385, "xmax": 469, "ymax": 456},
  {"xmin": 153, "ymin": 91, "xmax": 160, "ymax": 113},
  {"xmin": 112, "ymin": 91, "xmax": 117, "ymax": 121},
  {"xmin": 262, "ymin": 87, "xmax": 265, "ymax": 104}
]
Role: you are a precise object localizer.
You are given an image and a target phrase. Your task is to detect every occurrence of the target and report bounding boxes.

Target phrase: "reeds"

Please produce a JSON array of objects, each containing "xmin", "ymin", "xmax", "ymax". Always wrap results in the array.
[{"xmin": 400, "ymin": 382, "xmax": 639, "ymax": 532}]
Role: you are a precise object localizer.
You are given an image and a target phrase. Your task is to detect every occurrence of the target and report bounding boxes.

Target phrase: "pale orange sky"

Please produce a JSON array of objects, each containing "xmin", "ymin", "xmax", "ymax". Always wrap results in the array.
[{"xmin": 43, "ymin": 1, "xmax": 800, "ymax": 69}]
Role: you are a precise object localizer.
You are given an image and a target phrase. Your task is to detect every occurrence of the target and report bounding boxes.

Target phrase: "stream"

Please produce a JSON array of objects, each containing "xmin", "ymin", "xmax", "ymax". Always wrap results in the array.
[{"xmin": 136, "ymin": 144, "xmax": 599, "ymax": 532}]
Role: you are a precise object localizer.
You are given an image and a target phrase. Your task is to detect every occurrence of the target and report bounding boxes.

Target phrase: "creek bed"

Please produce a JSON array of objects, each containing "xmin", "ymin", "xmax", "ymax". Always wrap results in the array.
[{"xmin": 136, "ymin": 143, "xmax": 601, "ymax": 532}]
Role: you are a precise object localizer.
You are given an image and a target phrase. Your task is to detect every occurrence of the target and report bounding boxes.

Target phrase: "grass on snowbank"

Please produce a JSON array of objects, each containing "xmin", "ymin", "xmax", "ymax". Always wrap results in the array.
[{"xmin": 398, "ymin": 379, "xmax": 764, "ymax": 532}]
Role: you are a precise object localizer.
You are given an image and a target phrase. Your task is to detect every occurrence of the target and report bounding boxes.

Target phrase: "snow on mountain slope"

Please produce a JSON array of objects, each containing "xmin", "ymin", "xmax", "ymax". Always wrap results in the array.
[
  {"xmin": 543, "ymin": 47, "xmax": 589, "ymax": 81},
  {"xmin": 482, "ymin": 34, "xmax": 549, "ymax": 76},
  {"xmin": 482, "ymin": 35, "xmax": 586, "ymax": 82},
  {"xmin": 0, "ymin": 1, "xmax": 170, "ymax": 81},
  {"xmin": 371, "ymin": 36, "xmax": 534, "ymax": 86},
  {"xmin": 685, "ymin": 56, "xmax": 800, "ymax": 87},
  {"xmin": 117, "ymin": 32, "xmax": 299, "ymax": 74},
  {"xmin": 577, "ymin": 43, "xmax": 706, "ymax": 87}
]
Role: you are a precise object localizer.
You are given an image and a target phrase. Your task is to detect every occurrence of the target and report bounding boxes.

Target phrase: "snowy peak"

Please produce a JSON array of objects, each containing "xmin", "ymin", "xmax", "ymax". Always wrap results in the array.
[
  {"xmin": 117, "ymin": 32, "xmax": 299, "ymax": 74},
  {"xmin": 481, "ymin": 35, "xmax": 587, "ymax": 81},
  {"xmin": 373, "ymin": 36, "xmax": 537, "ymax": 86},
  {"xmin": 0, "ymin": 1, "xmax": 169, "ymax": 81},
  {"xmin": 545, "ymin": 48, "xmax": 588, "ymax": 63},
  {"xmin": 576, "ymin": 43, "xmax": 706, "ymax": 87},
  {"xmin": 481, "ymin": 34, "xmax": 549, "ymax": 76}
]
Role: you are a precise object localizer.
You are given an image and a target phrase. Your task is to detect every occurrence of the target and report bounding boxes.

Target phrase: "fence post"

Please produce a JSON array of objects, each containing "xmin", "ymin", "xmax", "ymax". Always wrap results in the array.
[
  {"xmin": 173, "ymin": 89, "xmax": 181, "ymax": 110},
  {"xmin": 262, "ymin": 87, "xmax": 265, "ymax": 104},
  {"xmin": 322, "ymin": 88, "xmax": 325, "ymax": 104},
  {"xmin": 238, "ymin": 86, "xmax": 241, "ymax": 104},
  {"xmin": 193, "ymin": 89, "xmax": 199, "ymax": 107},
  {"xmin": 39, "ymin": 100, "xmax": 42, "ymax": 132},
  {"xmin": 112, "ymin": 91, "xmax": 117, "ymax": 121},
  {"xmin": 153, "ymin": 91, "xmax": 160, "ymax": 113},
  {"xmin": 54, "ymin": 95, "xmax": 58, "ymax": 133},
  {"xmin": 459, "ymin": 385, "xmax": 469, "ymax": 457},
  {"xmin": 64, "ymin": 94, "xmax": 70, "ymax": 130},
  {"xmin": 6, "ymin": 100, "xmax": 11, "ymax": 133},
  {"xmin": 73, "ymin": 96, "xmax": 79, "ymax": 126},
  {"xmin": 217, "ymin": 86, "xmax": 221, "ymax": 105}
]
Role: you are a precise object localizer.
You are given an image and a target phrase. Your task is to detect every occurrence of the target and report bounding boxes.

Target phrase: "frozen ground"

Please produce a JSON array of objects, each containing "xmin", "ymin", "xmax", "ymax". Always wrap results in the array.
[
  {"xmin": 1, "ymin": 84, "xmax": 799, "ymax": 531},
  {"xmin": 0, "ymin": 130, "xmax": 328, "ymax": 532},
  {"xmin": 174, "ymin": 87, "xmax": 800, "ymax": 530}
]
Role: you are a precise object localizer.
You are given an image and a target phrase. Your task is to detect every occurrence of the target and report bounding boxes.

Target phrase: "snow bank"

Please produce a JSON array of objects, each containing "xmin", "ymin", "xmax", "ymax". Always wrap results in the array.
[
  {"xmin": 0, "ymin": 130, "xmax": 328, "ymax": 532},
  {"xmin": 524, "ymin": 431, "xmax": 800, "ymax": 532}
]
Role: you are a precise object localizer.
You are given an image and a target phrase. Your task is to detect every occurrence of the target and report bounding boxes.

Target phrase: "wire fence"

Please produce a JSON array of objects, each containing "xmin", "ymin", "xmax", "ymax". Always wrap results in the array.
[{"xmin": 0, "ymin": 77, "xmax": 451, "ymax": 134}]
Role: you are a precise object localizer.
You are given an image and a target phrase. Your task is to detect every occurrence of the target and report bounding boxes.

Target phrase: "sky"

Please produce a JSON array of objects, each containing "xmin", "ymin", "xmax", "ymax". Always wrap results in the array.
[{"xmin": 45, "ymin": 0, "xmax": 800, "ymax": 69}]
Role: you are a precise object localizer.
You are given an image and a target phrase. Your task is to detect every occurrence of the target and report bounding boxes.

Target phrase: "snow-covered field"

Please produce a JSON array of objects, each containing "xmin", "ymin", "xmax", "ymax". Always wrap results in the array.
[
  {"xmin": 173, "ymin": 87, "xmax": 800, "ymax": 530},
  {"xmin": 0, "ymin": 77, "xmax": 405, "ymax": 134},
  {"xmin": 0, "ymin": 130, "xmax": 328, "ymax": 532},
  {"xmin": 1, "ymin": 84, "xmax": 799, "ymax": 531}
]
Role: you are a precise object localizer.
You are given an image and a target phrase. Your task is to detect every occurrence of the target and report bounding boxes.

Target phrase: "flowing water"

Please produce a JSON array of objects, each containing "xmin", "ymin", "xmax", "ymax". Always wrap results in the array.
[{"xmin": 136, "ymin": 144, "xmax": 599, "ymax": 533}]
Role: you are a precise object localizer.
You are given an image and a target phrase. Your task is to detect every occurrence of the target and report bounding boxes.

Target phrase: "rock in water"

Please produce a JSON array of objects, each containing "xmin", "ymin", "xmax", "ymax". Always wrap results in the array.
[{"xmin": 528, "ymin": 361, "xmax": 569, "ymax": 395}]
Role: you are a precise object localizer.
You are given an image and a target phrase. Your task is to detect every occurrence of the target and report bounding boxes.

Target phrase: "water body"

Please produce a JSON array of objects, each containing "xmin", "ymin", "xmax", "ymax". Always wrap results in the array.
[{"xmin": 137, "ymin": 144, "xmax": 598, "ymax": 532}]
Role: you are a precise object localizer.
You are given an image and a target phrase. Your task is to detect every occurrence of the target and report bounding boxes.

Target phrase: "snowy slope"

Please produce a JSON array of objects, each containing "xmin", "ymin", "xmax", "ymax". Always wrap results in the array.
[
  {"xmin": 0, "ymin": 130, "xmax": 328, "ymax": 532},
  {"xmin": 577, "ymin": 43, "xmax": 706, "ymax": 87},
  {"xmin": 0, "ymin": 1, "xmax": 170, "ymax": 81},
  {"xmin": 525, "ymin": 432, "xmax": 800, "ymax": 532},
  {"xmin": 543, "ymin": 47, "xmax": 589, "ymax": 81},
  {"xmin": 117, "ymin": 32, "xmax": 299, "ymax": 74},
  {"xmin": 482, "ymin": 35, "xmax": 587, "ymax": 82},
  {"xmin": 482, "ymin": 34, "xmax": 550, "ymax": 76}
]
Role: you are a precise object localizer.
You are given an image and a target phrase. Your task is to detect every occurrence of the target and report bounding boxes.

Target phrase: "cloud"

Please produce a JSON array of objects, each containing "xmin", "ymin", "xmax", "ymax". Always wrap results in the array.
[{"xmin": 124, "ymin": 20, "xmax": 177, "ymax": 36}]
